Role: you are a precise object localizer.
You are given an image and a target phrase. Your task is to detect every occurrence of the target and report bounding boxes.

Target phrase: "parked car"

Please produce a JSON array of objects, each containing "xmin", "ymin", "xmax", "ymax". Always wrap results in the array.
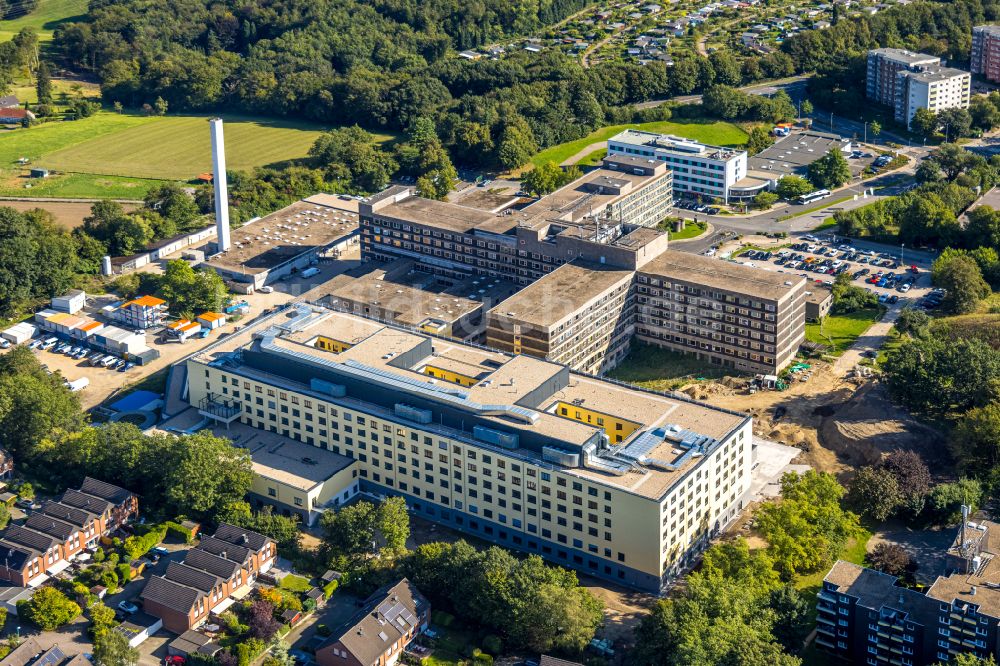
[{"xmin": 118, "ymin": 600, "xmax": 139, "ymax": 614}]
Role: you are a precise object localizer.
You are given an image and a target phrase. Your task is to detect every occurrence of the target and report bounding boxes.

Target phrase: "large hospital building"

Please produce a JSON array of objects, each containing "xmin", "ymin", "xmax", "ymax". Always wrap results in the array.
[{"xmin": 183, "ymin": 304, "xmax": 755, "ymax": 592}]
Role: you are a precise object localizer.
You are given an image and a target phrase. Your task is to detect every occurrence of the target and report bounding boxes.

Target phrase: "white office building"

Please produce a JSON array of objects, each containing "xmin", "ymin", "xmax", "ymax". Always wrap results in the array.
[
  {"xmin": 606, "ymin": 130, "xmax": 748, "ymax": 203},
  {"xmin": 894, "ymin": 66, "xmax": 971, "ymax": 128}
]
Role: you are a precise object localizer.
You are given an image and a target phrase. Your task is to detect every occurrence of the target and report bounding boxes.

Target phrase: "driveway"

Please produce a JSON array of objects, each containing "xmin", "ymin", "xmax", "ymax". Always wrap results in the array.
[{"xmin": 285, "ymin": 594, "xmax": 360, "ymax": 656}]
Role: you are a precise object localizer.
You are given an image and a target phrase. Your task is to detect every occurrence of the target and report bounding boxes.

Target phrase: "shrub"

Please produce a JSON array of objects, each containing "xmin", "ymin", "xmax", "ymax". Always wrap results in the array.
[
  {"xmin": 303, "ymin": 598, "xmax": 316, "ymax": 612},
  {"xmin": 322, "ymin": 579, "xmax": 338, "ymax": 599},
  {"xmin": 116, "ymin": 563, "xmax": 132, "ymax": 584},
  {"xmin": 235, "ymin": 638, "xmax": 266, "ymax": 666},
  {"xmin": 165, "ymin": 521, "xmax": 195, "ymax": 543},
  {"xmin": 316, "ymin": 624, "xmax": 332, "ymax": 637},
  {"xmin": 93, "ymin": 548, "xmax": 105, "ymax": 563},
  {"xmin": 482, "ymin": 635, "xmax": 502, "ymax": 655},
  {"xmin": 18, "ymin": 587, "xmax": 82, "ymax": 630},
  {"xmin": 432, "ymin": 610, "xmax": 454, "ymax": 627}
]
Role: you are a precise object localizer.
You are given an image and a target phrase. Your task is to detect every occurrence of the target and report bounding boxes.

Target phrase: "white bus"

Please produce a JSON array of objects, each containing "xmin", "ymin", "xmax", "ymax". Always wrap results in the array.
[{"xmin": 796, "ymin": 189, "xmax": 832, "ymax": 205}]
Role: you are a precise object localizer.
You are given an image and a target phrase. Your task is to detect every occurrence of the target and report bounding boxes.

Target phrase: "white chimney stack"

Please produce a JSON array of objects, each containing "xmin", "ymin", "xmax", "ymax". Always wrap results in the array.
[{"xmin": 209, "ymin": 118, "xmax": 231, "ymax": 253}]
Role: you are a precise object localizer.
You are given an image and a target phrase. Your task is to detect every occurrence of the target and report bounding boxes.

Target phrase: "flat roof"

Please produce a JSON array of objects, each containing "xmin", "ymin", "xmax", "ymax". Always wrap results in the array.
[
  {"xmin": 607, "ymin": 129, "xmax": 744, "ymax": 161},
  {"xmin": 749, "ymin": 130, "xmax": 850, "ymax": 174},
  {"xmin": 902, "ymin": 66, "xmax": 970, "ymax": 83},
  {"xmin": 519, "ymin": 160, "xmax": 668, "ymax": 227},
  {"xmin": 205, "ymin": 200, "xmax": 358, "ymax": 274},
  {"xmin": 825, "ymin": 560, "xmax": 937, "ymax": 626},
  {"xmin": 928, "ymin": 520, "xmax": 1000, "ymax": 617},
  {"xmin": 315, "ymin": 259, "xmax": 519, "ymax": 328},
  {"xmin": 488, "ymin": 261, "xmax": 634, "ymax": 328},
  {"xmin": 157, "ymin": 412, "xmax": 354, "ymax": 491},
  {"xmin": 639, "ymin": 250, "xmax": 806, "ymax": 301},
  {"xmin": 869, "ymin": 47, "xmax": 940, "ymax": 65},
  {"xmin": 191, "ymin": 305, "xmax": 748, "ymax": 500},
  {"xmin": 368, "ymin": 195, "xmax": 499, "ymax": 234}
]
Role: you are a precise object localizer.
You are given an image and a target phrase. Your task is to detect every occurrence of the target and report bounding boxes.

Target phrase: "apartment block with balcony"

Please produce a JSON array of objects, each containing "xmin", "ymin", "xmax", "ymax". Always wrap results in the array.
[
  {"xmin": 606, "ymin": 129, "xmax": 749, "ymax": 203},
  {"xmin": 866, "ymin": 48, "xmax": 941, "ymax": 106},
  {"xmin": 817, "ymin": 519, "xmax": 1000, "ymax": 666},
  {"xmin": 972, "ymin": 25, "xmax": 1000, "ymax": 83},
  {"xmin": 635, "ymin": 251, "xmax": 807, "ymax": 375},
  {"xmin": 181, "ymin": 304, "xmax": 755, "ymax": 592},
  {"xmin": 894, "ymin": 67, "xmax": 971, "ymax": 128},
  {"xmin": 359, "ymin": 156, "xmax": 672, "ymax": 287}
]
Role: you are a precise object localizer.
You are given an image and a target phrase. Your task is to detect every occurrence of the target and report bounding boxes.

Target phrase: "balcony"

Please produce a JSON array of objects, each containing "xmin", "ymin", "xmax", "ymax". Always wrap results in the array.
[{"xmin": 198, "ymin": 394, "xmax": 243, "ymax": 425}]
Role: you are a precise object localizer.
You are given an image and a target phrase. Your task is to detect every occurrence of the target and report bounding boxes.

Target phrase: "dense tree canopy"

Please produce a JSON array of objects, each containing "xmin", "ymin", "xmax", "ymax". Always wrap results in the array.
[{"xmin": 403, "ymin": 540, "xmax": 602, "ymax": 652}]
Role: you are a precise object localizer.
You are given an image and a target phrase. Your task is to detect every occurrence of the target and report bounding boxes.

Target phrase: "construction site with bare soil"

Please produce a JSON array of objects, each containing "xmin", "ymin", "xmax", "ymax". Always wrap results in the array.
[{"xmin": 677, "ymin": 360, "xmax": 947, "ymax": 482}]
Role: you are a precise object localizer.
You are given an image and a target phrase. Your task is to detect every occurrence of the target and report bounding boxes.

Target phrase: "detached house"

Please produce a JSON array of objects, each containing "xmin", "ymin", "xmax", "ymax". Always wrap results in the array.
[
  {"xmin": 141, "ymin": 524, "xmax": 275, "ymax": 634},
  {"xmin": 316, "ymin": 579, "xmax": 429, "ymax": 666}
]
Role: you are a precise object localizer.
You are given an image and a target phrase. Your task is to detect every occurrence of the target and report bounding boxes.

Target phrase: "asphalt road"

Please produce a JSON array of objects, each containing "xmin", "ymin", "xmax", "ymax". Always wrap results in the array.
[{"xmin": 635, "ymin": 75, "xmax": 810, "ymax": 109}]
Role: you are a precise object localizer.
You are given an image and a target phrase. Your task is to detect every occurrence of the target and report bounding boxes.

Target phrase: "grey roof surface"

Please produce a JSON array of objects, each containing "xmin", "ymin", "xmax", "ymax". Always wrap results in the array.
[
  {"xmin": 213, "ymin": 523, "xmax": 271, "ymax": 552},
  {"xmin": 40, "ymin": 501, "xmax": 94, "ymax": 528},
  {"xmin": 164, "ymin": 562, "xmax": 221, "ymax": 593},
  {"xmin": 141, "ymin": 575, "xmax": 203, "ymax": 612},
  {"xmin": 79, "ymin": 477, "xmax": 134, "ymax": 505},
  {"xmin": 58, "ymin": 488, "xmax": 112, "ymax": 516},
  {"xmin": 0, "ymin": 638, "xmax": 45, "ymax": 666},
  {"xmin": 196, "ymin": 535, "xmax": 251, "ymax": 564},
  {"xmin": 182, "ymin": 548, "xmax": 240, "ymax": 579},
  {"xmin": 24, "ymin": 514, "xmax": 78, "ymax": 541},
  {"xmin": 323, "ymin": 578, "xmax": 427, "ymax": 665}
]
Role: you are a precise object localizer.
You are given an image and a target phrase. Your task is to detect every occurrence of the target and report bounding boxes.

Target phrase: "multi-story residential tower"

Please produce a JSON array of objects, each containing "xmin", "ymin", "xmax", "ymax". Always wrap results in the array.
[
  {"xmin": 972, "ymin": 25, "xmax": 1000, "ymax": 83},
  {"xmin": 360, "ymin": 155, "xmax": 673, "ymax": 286},
  {"xmin": 818, "ymin": 519, "xmax": 1000, "ymax": 665},
  {"xmin": 865, "ymin": 48, "xmax": 969, "ymax": 128},
  {"xmin": 184, "ymin": 304, "xmax": 756, "ymax": 592},
  {"xmin": 866, "ymin": 48, "xmax": 941, "ymax": 106},
  {"xmin": 606, "ymin": 130, "xmax": 748, "ymax": 203},
  {"xmin": 895, "ymin": 67, "xmax": 971, "ymax": 128}
]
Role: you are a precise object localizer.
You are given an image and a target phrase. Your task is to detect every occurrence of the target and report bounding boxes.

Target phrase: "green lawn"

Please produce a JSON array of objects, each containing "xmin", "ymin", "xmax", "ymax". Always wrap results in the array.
[
  {"xmin": 279, "ymin": 574, "xmax": 313, "ymax": 593},
  {"xmin": 0, "ymin": 172, "xmax": 162, "ymax": 199},
  {"xmin": 776, "ymin": 195, "xmax": 853, "ymax": 222},
  {"xmin": 813, "ymin": 216, "xmax": 838, "ymax": 231},
  {"xmin": 805, "ymin": 308, "xmax": 882, "ymax": 355},
  {"xmin": 576, "ymin": 148, "xmax": 607, "ymax": 167},
  {"xmin": 659, "ymin": 219, "xmax": 707, "ymax": 241},
  {"xmin": 0, "ymin": 112, "xmax": 398, "ymax": 182},
  {"xmin": 0, "ymin": 0, "xmax": 87, "ymax": 41},
  {"xmin": 530, "ymin": 119, "xmax": 749, "ymax": 167},
  {"xmin": 606, "ymin": 342, "xmax": 731, "ymax": 392}
]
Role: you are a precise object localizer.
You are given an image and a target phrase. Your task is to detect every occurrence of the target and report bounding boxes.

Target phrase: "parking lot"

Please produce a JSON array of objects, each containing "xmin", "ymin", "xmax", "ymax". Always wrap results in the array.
[
  {"xmin": 729, "ymin": 233, "xmax": 939, "ymax": 310},
  {"xmin": 9, "ymin": 246, "xmax": 362, "ymax": 412}
]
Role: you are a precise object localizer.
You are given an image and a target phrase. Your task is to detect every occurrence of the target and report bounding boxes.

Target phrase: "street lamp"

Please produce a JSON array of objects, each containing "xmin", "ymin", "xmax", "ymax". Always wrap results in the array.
[{"xmin": 901, "ymin": 242, "xmax": 905, "ymax": 268}]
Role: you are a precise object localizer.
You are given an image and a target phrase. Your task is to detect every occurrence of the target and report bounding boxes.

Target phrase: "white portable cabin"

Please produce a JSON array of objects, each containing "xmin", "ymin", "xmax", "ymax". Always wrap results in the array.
[
  {"xmin": 1, "ymin": 322, "xmax": 36, "ymax": 344},
  {"xmin": 52, "ymin": 290, "xmax": 86, "ymax": 314}
]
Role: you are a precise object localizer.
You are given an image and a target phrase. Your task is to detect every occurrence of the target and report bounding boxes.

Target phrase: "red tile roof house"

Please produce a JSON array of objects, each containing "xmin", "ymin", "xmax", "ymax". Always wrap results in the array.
[
  {"xmin": 0, "ymin": 108, "xmax": 34, "ymax": 125},
  {"xmin": 0, "ymin": 478, "xmax": 137, "ymax": 587},
  {"xmin": 141, "ymin": 524, "xmax": 275, "ymax": 634},
  {"xmin": 315, "ymin": 579, "xmax": 430, "ymax": 666}
]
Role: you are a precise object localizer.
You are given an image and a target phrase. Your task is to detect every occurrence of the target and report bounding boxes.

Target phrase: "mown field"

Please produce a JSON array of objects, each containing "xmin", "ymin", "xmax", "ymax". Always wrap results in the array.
[
  {"xmin": 0, "ymin": 0, "xmax": 87, "ymax": 41},
  {"xmin": 0, "ymin": 111, "xmax": 397, "ymax": 197},
  {"xmin": 529, "ymin": 119, "xmax": 749, "ymax": 168},
  {"xmin": 31, "ymin": 113, "xmax": 369, "ymax": 180}
]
